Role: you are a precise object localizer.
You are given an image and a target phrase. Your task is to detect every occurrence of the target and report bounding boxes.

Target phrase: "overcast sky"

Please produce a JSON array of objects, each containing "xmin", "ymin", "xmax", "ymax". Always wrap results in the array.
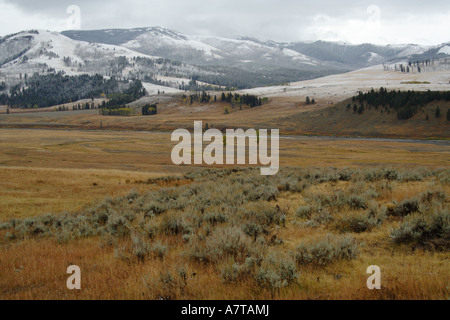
[{"xmin": 1, "ymin": 0, "xmax": 449, "ymax": 45}]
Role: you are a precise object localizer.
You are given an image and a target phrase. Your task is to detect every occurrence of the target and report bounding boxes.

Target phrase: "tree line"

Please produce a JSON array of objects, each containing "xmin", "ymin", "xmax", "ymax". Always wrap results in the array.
[
  {"xmin": 351, "ymin": 88, "xmax": 450, "ymax": 120},
  {"xmin": 220, "ymin": 92, "xmax": 267, "ymax": 108},
  {"xmin": 0, "ymin": 73, "xmax": 146, "ymax": 109},
  {"xmin": 183, "ymin": 91, "xmax": 214, "ymax": 104},
  {"xmin": 182, "ymin": 91, "xmax": 267, "ymax": 108}
]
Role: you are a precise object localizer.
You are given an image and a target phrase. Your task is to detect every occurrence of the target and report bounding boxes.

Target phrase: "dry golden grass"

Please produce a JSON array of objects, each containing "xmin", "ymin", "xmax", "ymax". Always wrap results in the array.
[
  {"xmin": 0, "ymin": 167, "xmax": 449, "ymax": 300},
  {"xmin": 0, "ymin": 128, "xmax": 448, "ymax": 221},
  {"xmin": 0, "ymin": 166, "xmax": 174, "ymax": 220},
  {"xmin": 0, "ymin": 128, "xmax": 447, "ymax": 171},
  {"xmin": 0, "ymin": 128, "xmax": 448, "ymax": 300},
  {"xmin": 0, "ymin": 237, "xmax": 446, "ymax": 300},
  {"xmin": 0, "ymin": 194, "xmax": 448, "ymax": 300}
]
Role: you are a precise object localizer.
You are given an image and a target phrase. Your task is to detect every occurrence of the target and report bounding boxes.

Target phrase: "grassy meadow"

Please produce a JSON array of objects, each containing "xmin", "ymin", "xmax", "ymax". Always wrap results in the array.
[
  {"xmin": 0, "ymin": 167, "xmax": 448, "ymax": 300},
  {"xmin": 0, "ymin": 127, "xmax": 448, "ymax": 300}
]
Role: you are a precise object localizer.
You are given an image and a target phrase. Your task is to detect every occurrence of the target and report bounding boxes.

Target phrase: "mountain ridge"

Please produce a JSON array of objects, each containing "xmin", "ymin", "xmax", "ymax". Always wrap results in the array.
[
  {"xmin": 61, "ymin": 26, "xmax": 450, "ymax": 65},
  {"xmin": 0, "ymin": 27, "xmax": 449, "ymax": 92}
]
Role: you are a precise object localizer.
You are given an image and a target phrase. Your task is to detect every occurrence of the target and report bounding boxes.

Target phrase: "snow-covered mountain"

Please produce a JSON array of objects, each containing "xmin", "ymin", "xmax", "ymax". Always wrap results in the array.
[
  {"xmin": 0, "ymin": 29, "xmax": 344, "ymax": 90},
  {"xmin": 1, "ymin": 27, "xmax": 449, "ymax": 91},
  {"xmin": 119, "ymin": 27, "xmax": 321, "ymax": 70},
  {"xmin": 62, "ymin": 27, "xmax": 448, "ymax": 70},
  {"xmin": 0, "ymin": 29, "xmax": 216, "ymax": 90},
  {"xmin": 0, "ymin": 30, "xmax": 158, "ymax": 74}
]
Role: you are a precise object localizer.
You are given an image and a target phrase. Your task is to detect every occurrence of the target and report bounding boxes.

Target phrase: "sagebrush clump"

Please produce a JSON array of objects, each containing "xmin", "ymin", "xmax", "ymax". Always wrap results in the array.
[
  {"xmin": 391, "ymin": 208, "xmax": 449, "ymax": 250},
  {"xmin": 295, "ymin": 234, "xmax": 359, "ymax": 266}
]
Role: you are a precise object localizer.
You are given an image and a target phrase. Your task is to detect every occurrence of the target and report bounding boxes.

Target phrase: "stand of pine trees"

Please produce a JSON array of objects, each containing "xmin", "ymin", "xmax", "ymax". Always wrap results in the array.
[
  {"xmin": 220, "ymin": 92, "xmax": 267, "ymax": 108},
  {"xmin": 352, "ymin": 88, "xmax": 450, "ymax": 120},
  {"xmin": 182, "ymin": 91, "xmax": 267, "ymax": 109},
  {"xmin": 0, "ymin": 73, "xmax": 146, "ymax": 109}
]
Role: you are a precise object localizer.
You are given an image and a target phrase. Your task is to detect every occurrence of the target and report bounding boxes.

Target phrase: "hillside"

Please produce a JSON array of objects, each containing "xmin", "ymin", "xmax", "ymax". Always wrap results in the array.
[
  {"xmin": 241, "ymin": 64, "xmax": 450, "ymax": 101},
  {"xmin": 61, "ymin": 27, "xmax": 450, "ymax": 87},
  {"xmin": 1, "ymin": 28, "xmax": 449, "ymax": 92},
  {"xmin": 1, "ymin": 93, "xmax": 448, "ymax": 140},
  {"xmin": 0, "ymin": 29, "xmax": 343, "ymax": 90},
  {"xmin": 62, "ymin": 27, "xmax": 448, "ymax": 71},
  {"xmin": 0, "ymin": 30, "xmax": 217, "ymax": 92}
]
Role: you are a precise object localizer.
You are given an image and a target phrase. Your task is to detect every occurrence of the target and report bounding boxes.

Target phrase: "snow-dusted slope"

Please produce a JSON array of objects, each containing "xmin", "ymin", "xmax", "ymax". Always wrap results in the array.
[
  {"xmin": 120, "ymin": 27, "xmax": 320, "ymax": 68},
  {"xmin": 125, "ymin": 29, "xmax": 224, "ymax": 61},
  {"xmin": 240, "ymin": 63, "xmax": 450, "ymax": 102},
  {"xmin": 438, "ymin": 45, "xmax": 450, "ymax": 55},
  {"xmin": 0, "ymin": 29, "xmax": 216, "ymax": 91},
  {"xmin": 395, "ymin": 44, "xmax": 430, "ymax": 57},
  {"xmin": 0, "ymin": 30, "xmax": 159, "ymax": 75},
  {"xmin": 2, "ymin": 27, "xmax": 449, "ymax": 92}
]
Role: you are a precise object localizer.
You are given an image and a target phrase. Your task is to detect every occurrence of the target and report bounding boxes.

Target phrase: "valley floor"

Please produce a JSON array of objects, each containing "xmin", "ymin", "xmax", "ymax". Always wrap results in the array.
[
  {"xmin": 1, "ymin": 94, "xmax": 449, "ymax": 139},
  {"xmin": 0, "ymin": 128, "xmax": 448, "ymax": 300}
]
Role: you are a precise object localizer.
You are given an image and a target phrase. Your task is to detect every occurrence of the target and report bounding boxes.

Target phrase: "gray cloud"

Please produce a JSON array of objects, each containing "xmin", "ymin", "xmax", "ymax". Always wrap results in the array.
[{"xmin": 1, "ymin": 0, "xmax": 449, "ymax": 44}]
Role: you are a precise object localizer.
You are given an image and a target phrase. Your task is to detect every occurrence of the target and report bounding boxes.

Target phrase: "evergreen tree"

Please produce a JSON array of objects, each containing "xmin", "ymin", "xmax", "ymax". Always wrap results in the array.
[
  {"xmin": 435, "ymin": 106, "xmax": 441, "ymax": 118},
  {"xmin": 358, "ymin": 105, "xmax": 365, "ymax": 115}
]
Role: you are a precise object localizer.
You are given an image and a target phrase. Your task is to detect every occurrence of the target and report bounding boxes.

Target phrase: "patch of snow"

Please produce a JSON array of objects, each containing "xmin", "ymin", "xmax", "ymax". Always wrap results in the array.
[
  {"xmin": 124, "ymin": 33, "xmax": 224, "ymax": 59},
  {"xmin": 142, "ymin": 82, "xmax": 183, "ymax": 95},
  {"xmin": 396, "ymin": 45, "xmax": 429, "ymax": 57},
  {"xmin": 238, "ymin": 64, "xmax": 450, "ymax": 101},
  {"xmin": 367, "ymin": 52, "xmax": 381, "ymax": 63},
  {"xmin": 282, "ymin": 48, "xmax": 309, "ymax": 60},
  {"xmin": 438, "ymin": 45, "xmax": 450, "ymax": 55}
]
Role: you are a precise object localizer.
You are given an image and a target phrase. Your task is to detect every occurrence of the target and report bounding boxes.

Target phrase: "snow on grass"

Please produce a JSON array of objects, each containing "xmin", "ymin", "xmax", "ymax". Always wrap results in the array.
[
  {"xmin": 142, "ymin": 82, "xmax": 183, "ymax": 95},
  {"xmin": 438, "ymin": 45, "xmax": 450, "ymax": 55},
  {"xmin": 282, "ymin": 48, "xmax": 313, "ymax": 61},
  {"xmin": 239, "ymin": 64, "xmax": 450, "ymax": 100},
  {"xmin": 396, "ymin": 45, "xmax": 430, "ymax": 57}
]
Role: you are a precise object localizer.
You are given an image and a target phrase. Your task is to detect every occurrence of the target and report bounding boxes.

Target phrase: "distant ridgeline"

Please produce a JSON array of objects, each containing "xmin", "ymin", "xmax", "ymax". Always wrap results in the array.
[
  {"xmin": 0, "ymin": 72, "xmax": 146, "ymax": 109},
  {"xmin": 350, "ymin": 88, "xmax": 450, "ymax": 120}
]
